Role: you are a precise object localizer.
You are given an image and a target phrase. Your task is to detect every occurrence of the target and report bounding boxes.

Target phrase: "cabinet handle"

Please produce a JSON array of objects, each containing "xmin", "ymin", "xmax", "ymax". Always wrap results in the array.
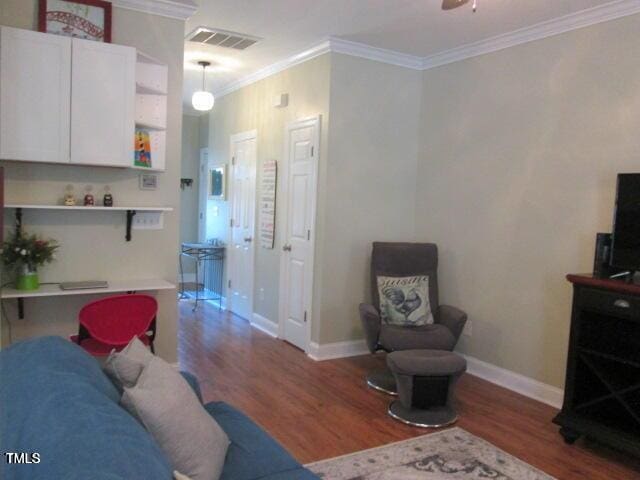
[{"xmin": 613, "ymin": 299, "xmax": 631, "ymax": 309}]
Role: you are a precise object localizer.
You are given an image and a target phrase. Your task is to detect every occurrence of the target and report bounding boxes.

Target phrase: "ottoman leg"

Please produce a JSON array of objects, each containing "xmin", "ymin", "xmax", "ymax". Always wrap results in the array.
[
  {"xmin": 366, "ymin": 369, "xmax": 398, "ymax": 396},
  {"xmin": 387, "ymin": 374, "xmax": 459, "ymax": 428}
]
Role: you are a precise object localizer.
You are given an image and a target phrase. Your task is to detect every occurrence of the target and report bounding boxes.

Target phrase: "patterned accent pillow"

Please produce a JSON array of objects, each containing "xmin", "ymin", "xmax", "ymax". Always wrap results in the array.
[{"xmin": 377, "ymin": 275, "xmax": 434, "ymax": 327}]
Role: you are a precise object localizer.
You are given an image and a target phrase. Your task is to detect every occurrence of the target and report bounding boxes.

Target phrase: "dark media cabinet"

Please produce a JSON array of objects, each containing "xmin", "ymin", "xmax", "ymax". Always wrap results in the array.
[{"xmin": 553, "ymin": 274, "xmax": 640, "ymax": 457}]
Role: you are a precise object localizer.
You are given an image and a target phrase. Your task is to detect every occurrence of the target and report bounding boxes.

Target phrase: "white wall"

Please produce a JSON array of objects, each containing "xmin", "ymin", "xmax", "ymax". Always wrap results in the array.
[
  {"xmin": 207, "ymin": 54, "xmax": 332, "ymax": 323},
  {"xmin": 180, "ymin": 115, "xmax": 200, "ymax": 245},
  {"xmin": 416, "ymin": 14, "xmax": 640, "ymax": 388},
  {"xmin": 0, "ymin": 3, "xmax": 185, "ymax": 361},
  {"xmin": 315, "ymin": 53, "xmax": 422, "ymax": 343}
]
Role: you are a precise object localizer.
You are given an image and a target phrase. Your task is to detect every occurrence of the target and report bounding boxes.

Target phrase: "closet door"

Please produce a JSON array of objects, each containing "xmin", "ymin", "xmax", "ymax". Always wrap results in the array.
[
  {"xmin": 0, "ymin": 27, "xmax": 71, "ymax": 163},
  {"xmin": 71, "ymin": 38, "xmax": 135, "ymax": 167}
]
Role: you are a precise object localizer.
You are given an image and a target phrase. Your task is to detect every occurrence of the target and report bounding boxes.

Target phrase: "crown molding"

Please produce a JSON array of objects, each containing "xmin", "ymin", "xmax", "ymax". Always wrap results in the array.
[
  {"xmin": 421, "ymin": 0, "xmax": 640, "ymax": 69},
  {"xmin": 329, "ymin": 38, "xmax": 424, "ymax": 70},
  {"xmin": 111, "ymin": 0, "xmax": 197, "ymax": 20},
  {"xmin": 211, "ymin": 0, "xmax": 640, "ymax": 98},
  {"xmin": 213, "ymin": 40, "xmax": 332, "ymax": 98}
]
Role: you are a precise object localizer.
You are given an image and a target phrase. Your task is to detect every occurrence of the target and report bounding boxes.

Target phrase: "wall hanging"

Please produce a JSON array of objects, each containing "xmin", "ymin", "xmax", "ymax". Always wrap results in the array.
[
  {"xmin": 259, "ymin": 160, "xmax": 277, "ymax": 249},
  {"xmin": 38, "ymin": 0, "xmax": 112, "ymax": 43}
]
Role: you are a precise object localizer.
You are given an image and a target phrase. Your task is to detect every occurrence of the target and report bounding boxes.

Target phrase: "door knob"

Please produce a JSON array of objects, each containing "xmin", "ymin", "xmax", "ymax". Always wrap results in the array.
[
  {"xmin": 282, "ymin": 244, "xmax": 292, "ymax": 252},
  {"xmin": 244, "ymin": 237, "xmax": 253, "ymax": 243}
]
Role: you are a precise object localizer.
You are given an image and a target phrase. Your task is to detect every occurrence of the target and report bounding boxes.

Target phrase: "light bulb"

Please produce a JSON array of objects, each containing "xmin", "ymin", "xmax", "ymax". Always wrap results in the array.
[{"xmin": 192, "ymin": 91, "xmax": 215, "ymax": 111}]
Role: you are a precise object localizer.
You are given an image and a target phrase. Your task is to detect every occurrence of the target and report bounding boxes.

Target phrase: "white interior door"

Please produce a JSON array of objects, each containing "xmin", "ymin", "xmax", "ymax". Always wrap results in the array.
[
  {"xmin": 198, "ymin": 148, "xmax": 210, "ymax": 242},
  {"xmin": 0, "ymin": 27, "xmax": 71, "ymax": 163},
  {"xmin": 228, "ymin": 131, "xmax": 257, "ymax": 321},
  {"xmin": 279, "ymin": 117, "xmax": 320, "ymax": 351},
  {"xmin": 70, "ymin": 38, "xmax": 135, "ymax": 167}
]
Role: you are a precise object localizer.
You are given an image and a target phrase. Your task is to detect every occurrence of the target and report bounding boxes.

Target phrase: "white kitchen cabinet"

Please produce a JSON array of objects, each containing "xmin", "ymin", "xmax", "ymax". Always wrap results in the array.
[
  {"xmin": 0, "ymin": 27, "xmax": 71, "ymax": 163},
  {"xmin": 71, "ymin": 38, "xmax": 136, "ymax": 167}
]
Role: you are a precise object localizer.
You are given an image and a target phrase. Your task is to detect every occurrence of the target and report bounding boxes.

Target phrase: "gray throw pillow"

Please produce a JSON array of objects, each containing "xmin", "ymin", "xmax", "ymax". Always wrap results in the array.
[
  {"xmin": 121, "ymin": 356, "xmax": 230, "ymax": 480},
  {"xmin": 377, "ymin": 275, "xmax": 434, "ymax": 326},
  {"xmin": 103, "ymin": 337, "xmax": 155, "ymax": 389}
]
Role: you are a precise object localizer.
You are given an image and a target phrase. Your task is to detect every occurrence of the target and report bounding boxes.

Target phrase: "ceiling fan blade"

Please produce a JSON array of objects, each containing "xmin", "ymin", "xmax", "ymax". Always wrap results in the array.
[{"xmin": 442, "ymin": 0, "xmax": 470, "ymax": 10}]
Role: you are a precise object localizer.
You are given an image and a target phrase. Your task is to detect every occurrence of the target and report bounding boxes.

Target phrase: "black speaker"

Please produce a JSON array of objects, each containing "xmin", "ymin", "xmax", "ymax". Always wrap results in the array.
[{"xmin": 593, "ymin": 233, "xmax": 612, "ymax": 278}]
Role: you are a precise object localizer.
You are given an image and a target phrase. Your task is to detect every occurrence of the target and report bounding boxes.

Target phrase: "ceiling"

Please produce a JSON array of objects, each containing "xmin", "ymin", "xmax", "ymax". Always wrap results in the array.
[{"xmin": 182, "ymin": 0, "xmax": 624, "ymax": 111}]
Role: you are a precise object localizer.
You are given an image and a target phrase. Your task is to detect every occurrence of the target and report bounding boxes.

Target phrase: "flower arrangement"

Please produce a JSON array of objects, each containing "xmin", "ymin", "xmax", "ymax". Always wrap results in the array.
[{"xmin": 1, "ymin": 232, "xmax": 59, "ymax": 290}]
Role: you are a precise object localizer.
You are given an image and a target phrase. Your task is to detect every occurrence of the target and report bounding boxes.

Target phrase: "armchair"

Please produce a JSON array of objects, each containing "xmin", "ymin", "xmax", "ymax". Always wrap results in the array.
[{"xmin": 359, "ymin": 242, "xmax": 467, "ymax": 395}]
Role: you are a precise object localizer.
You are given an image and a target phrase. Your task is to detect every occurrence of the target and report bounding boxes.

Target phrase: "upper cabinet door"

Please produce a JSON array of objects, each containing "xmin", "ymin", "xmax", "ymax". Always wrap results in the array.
[
  {"xmin": 71, "ymin": 38, "xmax": 135, "ymax": 167},
  {"xmin": 0, "ymin": 27, "xmax": 71, "ymax": 163}
]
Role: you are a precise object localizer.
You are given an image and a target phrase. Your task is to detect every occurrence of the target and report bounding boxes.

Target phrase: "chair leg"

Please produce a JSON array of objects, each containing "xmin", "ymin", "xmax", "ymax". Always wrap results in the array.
[
  {"xmin": 149, "ymin": 341, "xmax": 155, "ymax": 354},
  {"xmin": 366, "ymin": 368, "xmax": 398, "ymax": 396}
]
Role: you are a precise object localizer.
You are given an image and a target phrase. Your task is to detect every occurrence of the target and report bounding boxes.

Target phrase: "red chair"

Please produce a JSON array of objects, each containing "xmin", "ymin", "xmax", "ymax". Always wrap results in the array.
[{"xmin": 70, "ymin": 294, "xmax": 157, "ymax": 356}]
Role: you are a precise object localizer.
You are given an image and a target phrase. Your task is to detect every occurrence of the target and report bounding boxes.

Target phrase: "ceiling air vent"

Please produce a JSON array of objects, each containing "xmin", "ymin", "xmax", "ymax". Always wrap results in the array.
[{"xmin": 186, "ymin": 27, "xmax": 261, "ymax": 50}]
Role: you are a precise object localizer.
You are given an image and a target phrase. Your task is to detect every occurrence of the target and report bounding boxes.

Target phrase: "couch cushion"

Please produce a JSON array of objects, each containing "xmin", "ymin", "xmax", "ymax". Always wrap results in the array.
[
  {"xmin": 379, "ymin": 323, "xmax": 456, "ymax": 351},
  {"xmin": 205, "ymin": 402, "xmax": 318, "ymax": 480},
  {"xmin": 0, "ymin": 336, "xmax": 173, "ymax": 480}
]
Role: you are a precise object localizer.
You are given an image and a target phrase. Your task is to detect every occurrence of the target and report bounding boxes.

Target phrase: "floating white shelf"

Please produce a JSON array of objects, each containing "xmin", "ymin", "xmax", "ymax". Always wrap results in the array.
[
  {"xmin": 135, "ymin": 121, "xmax": 166, "ymax": 131},
  {"xmin": 130, "ymin": 165, "xmax": 166, "ymax": 172},
  {"xmin": 136, "ymin": 83, "xmax": 166, "ymax": 96},
  {"xmin": 5, "ymin": 204, "xmax": 173, "ymax": 242},
  {"xmin": 5, "ymin": 204, "xmax": 173, "ymax": 212},
  {"xmin": 1, "ymin": 278, "xmax": 175, "ymax": 299}
]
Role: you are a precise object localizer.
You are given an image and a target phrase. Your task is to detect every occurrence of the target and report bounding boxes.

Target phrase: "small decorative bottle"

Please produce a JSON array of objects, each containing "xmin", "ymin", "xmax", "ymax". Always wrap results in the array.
[
  {"xmin": 64, "ymin": 185, "xmax": 76, "ymax": 206},
  {"xmin": 83, "ymin": 185, "xmax": 95, "ymax": 206},
  {"xmin": 103, "ymin": 186, "xmax": 113, "ymax": 207}
]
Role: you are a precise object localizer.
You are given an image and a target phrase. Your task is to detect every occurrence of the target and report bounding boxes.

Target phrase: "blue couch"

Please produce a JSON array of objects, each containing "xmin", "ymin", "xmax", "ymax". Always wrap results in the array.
[{"xmin": 0, "ymin": 336, "xmax": 318, "ymax": 480}]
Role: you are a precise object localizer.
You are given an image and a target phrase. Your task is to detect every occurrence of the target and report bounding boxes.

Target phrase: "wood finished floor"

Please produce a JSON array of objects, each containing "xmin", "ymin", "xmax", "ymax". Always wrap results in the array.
[{"xmin": 178, "ymin": 301, "xmax": 640, "ymax": 479}]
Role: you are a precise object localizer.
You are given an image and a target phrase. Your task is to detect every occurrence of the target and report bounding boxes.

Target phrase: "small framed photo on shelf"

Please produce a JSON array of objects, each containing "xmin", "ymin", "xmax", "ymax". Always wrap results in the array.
[
  {"xmin": 134, "ymin": 129, "xmax": 152, "ymax": 168},
  {"xmin": 209, "ymin": 166, "xmax": 226, "ymax": 200},
  {"xmin": 38, "ymin": 0, "xmax": 112, "ymax": 43}
]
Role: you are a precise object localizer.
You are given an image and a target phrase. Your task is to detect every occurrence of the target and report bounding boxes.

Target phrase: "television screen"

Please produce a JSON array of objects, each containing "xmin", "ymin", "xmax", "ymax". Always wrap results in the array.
[{"xmin": 610, "ymin": 173, "xmax": 640, "ymax": 271}]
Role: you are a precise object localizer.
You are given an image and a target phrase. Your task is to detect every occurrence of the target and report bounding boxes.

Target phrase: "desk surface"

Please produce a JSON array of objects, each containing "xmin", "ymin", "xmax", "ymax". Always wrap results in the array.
[
  {"xmin": 1, "ymin": 279, "xmax": 175, "ymax": 299},
  {"xmin": 182, "ymin": 242, "xmax": 225, "ymax": 250}
]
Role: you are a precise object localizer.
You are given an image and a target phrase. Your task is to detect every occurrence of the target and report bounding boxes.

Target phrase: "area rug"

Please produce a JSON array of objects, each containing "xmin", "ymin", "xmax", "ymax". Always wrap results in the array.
[{"xmin": 306, "ymin": 427, "xmax": 555, "ymax": 480}]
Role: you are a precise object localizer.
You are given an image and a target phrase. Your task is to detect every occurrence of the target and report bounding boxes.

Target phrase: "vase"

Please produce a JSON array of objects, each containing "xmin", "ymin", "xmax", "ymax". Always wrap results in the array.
[{"xmin": 16, "ymin": 265, "xmax": 39, "ymax": 291}]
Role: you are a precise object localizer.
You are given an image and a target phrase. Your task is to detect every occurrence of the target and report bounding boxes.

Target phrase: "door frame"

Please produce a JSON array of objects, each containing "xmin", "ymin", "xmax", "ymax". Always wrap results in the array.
[
  {"xmin": 197, "ymin": 147, "xmax": 209, "ymax": 243},
  {"xmin": 278, "ymin": 116, "xmax": 321, "ymax": 352},
  {"xmin": 226, "ymin": 129, "xmax": 258, "ymax": 319}
]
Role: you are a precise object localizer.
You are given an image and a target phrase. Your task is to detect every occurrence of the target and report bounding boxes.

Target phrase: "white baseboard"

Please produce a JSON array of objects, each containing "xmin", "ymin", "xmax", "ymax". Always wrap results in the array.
[
  {"xmin": 307, "ymin": 339, "xmax": 369, "ymax": 361},
  {"xmin": 304, "ymin": 339, "xmax": 564, "ymax": 408},
  {"xmin": 461, "ymin": 354, "xmax": 564, "ymax": 409},
  {"xmin": 250, "ymin": 313, "xmax": 278, "ymax": 338},
  {"xmin": 207, "ymin": 297, "xmax": 227, "ymax": 310}
]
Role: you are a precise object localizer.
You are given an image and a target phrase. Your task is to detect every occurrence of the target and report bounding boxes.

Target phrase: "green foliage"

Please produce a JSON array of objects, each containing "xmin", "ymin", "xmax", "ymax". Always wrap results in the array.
[{"xmin": 1, "ymin": 231, "xmax": 59, "ymax": 270}]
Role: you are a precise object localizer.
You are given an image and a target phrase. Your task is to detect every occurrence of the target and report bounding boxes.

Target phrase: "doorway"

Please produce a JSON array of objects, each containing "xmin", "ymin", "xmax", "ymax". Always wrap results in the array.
[
  {"xmin": 278, "ymin": 117, "xmax": 320, "ymax": 351},
  {"xmin": 226, "ymin": 130, "xmax": 257, "ymax": 321},
  {"xmin": 198, "ymin": 147, "xmax": 209, "ymax": 242}
]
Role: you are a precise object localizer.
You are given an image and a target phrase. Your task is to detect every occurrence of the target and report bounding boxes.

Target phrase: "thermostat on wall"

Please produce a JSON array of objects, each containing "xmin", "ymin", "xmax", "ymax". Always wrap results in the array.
[{"xmin": 139, "ymin": 173, "xmax": 158, "ymax": 190}]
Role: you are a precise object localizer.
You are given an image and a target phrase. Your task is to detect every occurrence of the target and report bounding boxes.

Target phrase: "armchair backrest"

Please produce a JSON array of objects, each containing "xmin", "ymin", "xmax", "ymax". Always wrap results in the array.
[{"xmin": 370, "ymin": 242, "xmax": 439, "ymax": 315}]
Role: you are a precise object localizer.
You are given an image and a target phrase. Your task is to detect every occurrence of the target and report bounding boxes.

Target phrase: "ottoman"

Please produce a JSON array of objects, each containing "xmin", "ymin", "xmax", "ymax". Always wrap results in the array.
[{"xmin": 387, "ymin": 349, "xmax": 466, "ymax": 428}]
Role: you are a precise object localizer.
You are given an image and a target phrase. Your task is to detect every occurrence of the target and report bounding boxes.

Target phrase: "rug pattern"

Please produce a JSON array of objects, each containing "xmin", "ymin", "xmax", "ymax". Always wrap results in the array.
[{"xmin": 306, "ymin": 427, "xmax": 555, "ymax": 480}]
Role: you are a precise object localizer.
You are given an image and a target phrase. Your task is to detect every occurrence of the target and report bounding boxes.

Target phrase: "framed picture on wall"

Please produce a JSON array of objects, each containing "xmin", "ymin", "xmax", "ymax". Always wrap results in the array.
[
  {"xmin": 38, "ymin": 0, "xmax": 112, "ymax": 43},
  {"xmin": 209, "ymin": 166, "xmax": 226, "ymax": 200}
]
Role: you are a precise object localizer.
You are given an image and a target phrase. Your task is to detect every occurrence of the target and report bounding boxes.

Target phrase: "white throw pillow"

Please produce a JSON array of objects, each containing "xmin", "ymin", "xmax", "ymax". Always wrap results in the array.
[
  {"xmin": 103, "ymin": 337, "xmax": 155, "ymax": 389},
  {"xmin": 377, "ymin": 275, "xmax": 434, "ymax": 326},
  {"xmin": 121, "ymin": 356, "xmax": 230, "ymax": 480}
]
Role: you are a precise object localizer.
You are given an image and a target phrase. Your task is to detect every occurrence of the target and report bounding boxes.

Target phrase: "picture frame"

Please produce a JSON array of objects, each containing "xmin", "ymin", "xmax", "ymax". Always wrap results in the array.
[
  {"xmin": 209, "ymin": 166, "xmax": 226, "ymax": 200},
  {"xmin": 38, "ymin": 0, "xmax": 112, "ymax": 43}
]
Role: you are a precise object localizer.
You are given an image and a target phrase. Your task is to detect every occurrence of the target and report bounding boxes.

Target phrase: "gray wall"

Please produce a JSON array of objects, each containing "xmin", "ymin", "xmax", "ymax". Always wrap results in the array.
[{"xmin": 0, "ymin": 2, "xmax": 185, "ymax": 361}]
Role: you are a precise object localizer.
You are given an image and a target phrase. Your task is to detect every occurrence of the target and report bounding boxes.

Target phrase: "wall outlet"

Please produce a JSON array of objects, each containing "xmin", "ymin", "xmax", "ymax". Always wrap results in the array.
[
  {"xmin": 463, "ymin": 320, "xmax": 473, "ymax": 337},
  {"xmin": 132, "ymin": 211, "xmax": 164, "ymax": 230},
  {"xmin": 139, "ymin": 173, "xmax": 158, "ymax": 190}
]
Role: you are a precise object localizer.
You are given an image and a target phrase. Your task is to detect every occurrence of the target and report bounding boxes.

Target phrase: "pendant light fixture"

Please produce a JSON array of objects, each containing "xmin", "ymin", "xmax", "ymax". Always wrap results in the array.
[{"xmin": 192, "ymin": 61, "xmax": 215, "ymax": 112}]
